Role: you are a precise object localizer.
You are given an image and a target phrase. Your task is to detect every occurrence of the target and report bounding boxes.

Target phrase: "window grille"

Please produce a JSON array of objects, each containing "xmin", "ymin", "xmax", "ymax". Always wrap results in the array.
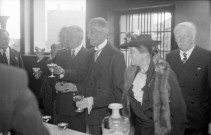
[{"xmin": 118, "ymin": 6, "xmax": 174, "ymax": 66}]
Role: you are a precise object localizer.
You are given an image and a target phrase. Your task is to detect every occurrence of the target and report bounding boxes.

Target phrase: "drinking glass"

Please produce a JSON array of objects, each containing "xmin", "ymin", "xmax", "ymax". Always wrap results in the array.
[
  {"xmin": 42, "ymin": 115, "xmax": 51, "ymax": 123},
  {"xmin": 57, "ymin": 122, "xmax": 68, "ymax": 135},
  {"xmin": 73, "ymin": 94, "xmax": 84, "ymax": 112},
  {"xmin": 47, "ymin": 63, "xmax": 57, "ymax": 77}
]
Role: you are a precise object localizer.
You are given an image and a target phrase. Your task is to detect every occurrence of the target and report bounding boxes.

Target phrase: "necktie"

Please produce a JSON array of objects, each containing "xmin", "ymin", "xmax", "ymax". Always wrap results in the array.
[
  {"xmin": 2, "ymin": 50, "xmax": 8, "ymax": 65},
  {"xmin": 71, "ymin": 49, "xmax": 75, "ymax": 58},
  {"xmin": 182, "ymin": 53, "xmax": 187, "ymax": 64},
  {"xmin": 94, "ymin": 49, "xmax": 102, "ymax": 62}
]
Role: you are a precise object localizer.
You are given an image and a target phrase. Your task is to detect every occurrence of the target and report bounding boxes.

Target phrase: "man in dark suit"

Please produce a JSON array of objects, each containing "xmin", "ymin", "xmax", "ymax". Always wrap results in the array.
[
  {"xmin": 0, "ymin": 63, "xmax": 49, "ymax": 135},
  {"xmin": 166, "ymin": 22, "xmax": 211, "ymax": 135},
  {"xmin": 76, "ymin": 17, "xmax": 126, "ymax": 135},
  {"xmin": 0, "ymin": 28, "xmax": 24, "ymax": 68},
  {"xmin": 51, "ymin": 25, "xmax": 91, "ymax": 133}
]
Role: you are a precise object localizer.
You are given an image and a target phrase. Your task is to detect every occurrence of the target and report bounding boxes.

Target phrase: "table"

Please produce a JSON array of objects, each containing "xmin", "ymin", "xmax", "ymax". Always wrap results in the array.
[{"xmin": 45, "ymin": 123, "xmax": 90, "ymax": 135}]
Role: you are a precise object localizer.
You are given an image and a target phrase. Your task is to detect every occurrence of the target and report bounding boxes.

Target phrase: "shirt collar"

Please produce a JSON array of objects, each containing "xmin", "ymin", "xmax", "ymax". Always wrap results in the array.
[
  {"xmin": 94, "ymin": 39, "xmax": 108, "ymax": 51},
  {"xmin": 72, "ymin": 43, "xmax": 83, "ymax": 56},
  {"xmin": 180, "ymin": 45, "xmax": 195, "ymax": 60}
]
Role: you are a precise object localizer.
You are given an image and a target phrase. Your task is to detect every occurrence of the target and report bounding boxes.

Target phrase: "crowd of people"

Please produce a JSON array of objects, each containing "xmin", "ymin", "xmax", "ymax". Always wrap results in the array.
[{"xmin": 0, "ymin": 17, "xmax": 211, "ymax": 135}]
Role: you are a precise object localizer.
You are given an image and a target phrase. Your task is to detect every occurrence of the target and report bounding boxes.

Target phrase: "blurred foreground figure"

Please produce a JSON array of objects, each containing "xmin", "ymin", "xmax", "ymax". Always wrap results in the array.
[{"xmin": 0, "ymin": 63, "xmax": 49, "ymax": 135}]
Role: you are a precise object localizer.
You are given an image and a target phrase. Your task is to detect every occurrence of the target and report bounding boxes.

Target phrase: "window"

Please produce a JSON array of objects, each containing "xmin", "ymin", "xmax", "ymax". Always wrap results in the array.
[
  {"xmin": 118, "ymin": 6, "xmax": 174, "ymax": 66},
  {"xmin": 0, "ymin": 0, "xmax": 20, "ymax": 52},
  {"xmin": 34, "ymin": 0, "xmax": 86, "ymax": 52}
]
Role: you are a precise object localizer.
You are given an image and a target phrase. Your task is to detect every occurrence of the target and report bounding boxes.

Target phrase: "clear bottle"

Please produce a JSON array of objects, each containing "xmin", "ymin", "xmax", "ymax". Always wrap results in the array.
[{"xmin": 102, "ymin": 103, "xmax": 130, "ymax": 135}]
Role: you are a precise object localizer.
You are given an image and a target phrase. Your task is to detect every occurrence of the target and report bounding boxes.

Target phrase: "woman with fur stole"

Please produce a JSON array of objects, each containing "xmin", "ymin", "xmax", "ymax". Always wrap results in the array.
[{"xmin": 121, "ymin": 33, "xmax": 187, "ymax": 135}]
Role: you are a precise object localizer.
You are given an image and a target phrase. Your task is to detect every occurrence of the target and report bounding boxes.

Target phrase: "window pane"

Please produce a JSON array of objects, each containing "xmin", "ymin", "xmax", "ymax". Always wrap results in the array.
[
  {"xmin": 0, "ymin": 0, "xmax": 20, "ymax": 51},
  {"xmin": 34, "ymin": 0, "xmax": 86, "ymax": 52},
  {"xmin": 119, "ymin": 8, "xmax": 173, "ymax": 66}
]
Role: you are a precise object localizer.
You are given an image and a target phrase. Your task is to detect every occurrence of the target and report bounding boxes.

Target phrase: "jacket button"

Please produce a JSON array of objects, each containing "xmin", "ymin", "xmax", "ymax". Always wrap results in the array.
[
  {"xmin": 191, "ymin": 101, "xmax": 195, "ymax": 104},
  {"xmin": 192, "ymin": 88, "xmax": 195, "ymax": 91},
  {"xmin": 195, "ymin": 73, "xmax": 198, "ymax": 77}
]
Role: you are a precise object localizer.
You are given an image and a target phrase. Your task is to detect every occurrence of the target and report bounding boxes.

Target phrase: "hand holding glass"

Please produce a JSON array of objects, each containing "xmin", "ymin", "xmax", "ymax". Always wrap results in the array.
[
  {"xmin": 73, "ymin": 94, "xmax": 84, "ymax": 112},
  {"xmin": 47, "ymin": 63, "xmax": 57, "ymax": 77}
]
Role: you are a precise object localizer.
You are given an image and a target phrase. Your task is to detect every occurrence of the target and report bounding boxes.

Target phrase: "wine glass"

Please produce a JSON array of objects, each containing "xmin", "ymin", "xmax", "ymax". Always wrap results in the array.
[
  {"xmin": 47, "ymin": 63, "xmax": 57, "ymax": 77},
  {"xmin": 57, "ymin": 122, "xmax": 68, "ymax": 135},
  {"xmin": 42, "ymin": 115, "xmax": 51, "ymax": 123},
  {"xmin": 73, "ymin": 94, "xmax": 84, "ymax": 112}
]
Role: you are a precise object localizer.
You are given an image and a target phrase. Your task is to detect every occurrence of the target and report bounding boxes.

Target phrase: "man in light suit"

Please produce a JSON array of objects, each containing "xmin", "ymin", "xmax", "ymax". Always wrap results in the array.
[
  {"xmin": 166, "ymin": 22, "xmax": 211, "ymax": 135},
  {"xmin": 76, "ymin": 17, "xmax": 126, "ymax": 135},
  {"xmin": 0, "ymin": 63, "xmax": 49, "ymax": 135},
  {"xmin": 0, "ymin": 28, "xmax": 24, "ymax": 68},
  {"xmin": 51, "ymin": 25, "xmax": 91, "ymax": 133}
]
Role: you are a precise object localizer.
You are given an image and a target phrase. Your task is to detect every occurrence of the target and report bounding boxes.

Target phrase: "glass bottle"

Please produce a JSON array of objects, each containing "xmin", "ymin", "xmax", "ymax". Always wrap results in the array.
[{"xmin": 102, "ymin": 103, "xmax": 130, "ymax": 135}]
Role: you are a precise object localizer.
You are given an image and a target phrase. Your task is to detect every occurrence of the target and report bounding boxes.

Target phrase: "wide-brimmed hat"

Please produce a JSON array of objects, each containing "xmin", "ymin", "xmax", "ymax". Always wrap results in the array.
[{"xmin": 119, "ymin": 33, "xmax": 161, "ymax": 49}]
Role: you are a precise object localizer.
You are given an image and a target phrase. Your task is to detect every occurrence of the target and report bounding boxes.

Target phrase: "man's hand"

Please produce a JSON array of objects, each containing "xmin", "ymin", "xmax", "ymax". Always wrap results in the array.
[
  {"xmin": 34, "ymin": 70, "xmax": 42, "ymax": 79},
  {"xmin": 55, "ymin": 82, "xmax": 77, "ymax": 93},
  {"xmin": 76, "ymin": 97, "xmax": 93, "ymax": 114},
  {"xmin": 54, "ymin": 65, "xmax": 65, "ymax": 75}
]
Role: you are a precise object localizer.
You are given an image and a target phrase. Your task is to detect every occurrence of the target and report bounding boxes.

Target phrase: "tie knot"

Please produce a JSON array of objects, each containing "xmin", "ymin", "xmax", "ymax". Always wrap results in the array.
[
  {"xmin": 183, "ymin": 53, "xmax": 187, "ymax": 58},
  {"xmin": 71, "ymin": 49, "xmax": 75, "ymax": 58},
  {"xmin": 182, "ymin": 53, "xmax": 187, "ymax": 63}
]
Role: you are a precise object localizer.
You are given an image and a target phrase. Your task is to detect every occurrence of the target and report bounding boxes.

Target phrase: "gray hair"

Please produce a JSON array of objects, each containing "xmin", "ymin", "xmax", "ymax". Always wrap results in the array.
[
  {"xmin": 174, "ymin": 22, "xmax": 196, "ymax": 39},
  {"xmin": 87, "ymin": 17, "xmax": 109, "ymax": 35}
]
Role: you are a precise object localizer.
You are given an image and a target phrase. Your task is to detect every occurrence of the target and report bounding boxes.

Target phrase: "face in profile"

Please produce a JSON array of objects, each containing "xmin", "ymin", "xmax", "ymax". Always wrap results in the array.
[
  {"xmin": 129, "ymin": 46, "xmax": 149, "ymax": 66},
  {"xmin": 0, "ymin": 31, "xmax": 10, "ymax": 49},
  {"xmin": 174, "ymin": 27, "xmax": 195, "ymax": 52},
  {"xmin": 87, "ymin": 25, "xmax": 106, "ymax": 47}
]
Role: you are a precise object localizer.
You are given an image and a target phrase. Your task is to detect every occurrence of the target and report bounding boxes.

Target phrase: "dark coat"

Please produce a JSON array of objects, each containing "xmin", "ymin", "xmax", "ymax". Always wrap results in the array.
[
  {"xmin": 85, "ymin": 43, "xmax": 126, "ymax": 125},
  {"xmin": 122, "ymin": 59, "xmax": 187, "ymax": 135},
  {"xmin": 166, "ymin": 46, "xmax": 211, "ymax": 129},
  {"xmin": 53, "ymin": 46, "xmax": 91, "ymax": 116},
  {"xmin": 0, "ymin": 47, "xmax": 24, "ymax": 68},
  {"xmin": 0, "ymin": 64, "xmax": 49, "ymax": 135}
]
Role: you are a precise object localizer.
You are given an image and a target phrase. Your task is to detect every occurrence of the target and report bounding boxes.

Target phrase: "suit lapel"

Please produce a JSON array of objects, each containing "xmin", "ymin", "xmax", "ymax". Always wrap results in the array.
[
  {"xmin": 10, "ymin": 48, "xmax": 18, "ymax": 66},
  {"xmin": 183, "ymin": 46, "xmax": 200, "ymax": 67}
]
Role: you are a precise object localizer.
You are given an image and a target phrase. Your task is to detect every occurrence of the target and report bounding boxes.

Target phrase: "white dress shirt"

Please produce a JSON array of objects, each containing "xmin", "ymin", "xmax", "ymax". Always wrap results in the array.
[
  {"xmin": 72, "ymin": 43, "xmax": 83, "ymax": 56},
  {"xmin": 179, "ymin": 45, "xmax": 195, "ymax": 61},
  {"xmin": 94, "ymin": 39, "xmax": 108, "ymax": 59}
]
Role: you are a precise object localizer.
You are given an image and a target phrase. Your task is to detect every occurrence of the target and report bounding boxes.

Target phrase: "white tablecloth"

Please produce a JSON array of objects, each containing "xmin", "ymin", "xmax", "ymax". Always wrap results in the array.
[{"xmin": 45, "ymin": 123, "xmax": 90, "ymax": 135}]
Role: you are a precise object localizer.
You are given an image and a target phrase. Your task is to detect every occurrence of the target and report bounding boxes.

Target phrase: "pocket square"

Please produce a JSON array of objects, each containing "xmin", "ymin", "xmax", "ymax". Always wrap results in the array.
[{"xmin": 15, "ymin": 57, "xmax": 18, "ymax": 60}]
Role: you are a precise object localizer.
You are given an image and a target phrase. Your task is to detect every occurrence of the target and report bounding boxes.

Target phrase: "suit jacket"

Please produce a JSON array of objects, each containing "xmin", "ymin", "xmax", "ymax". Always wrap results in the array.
[
  {"xmin": 0, "ymin": 64, "xmax": 49, "ymax": 135},
  {"xmin": 0, "ymin": 47, "xmax": 24, "ymax": 68},
  {"xmin": 53, "ymin": 46, "xmax": 91, "ymax": 116},
  {"xmin": 85, "ymin": 43, "xmax": 126, "ymax": 125},
  {"xmin": 166, "ymin": 46, "xmax": 211, "ymax": 129}
]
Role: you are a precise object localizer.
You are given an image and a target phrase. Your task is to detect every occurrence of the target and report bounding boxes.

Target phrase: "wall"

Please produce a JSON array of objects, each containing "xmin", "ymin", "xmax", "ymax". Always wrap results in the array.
[
  {"xmin": 175, "ymin": 0, "xmax": 210, "ymax": 50},
  {"xmin": 86, "ymin": 0, "xmax": 211, "ymax": 50}
]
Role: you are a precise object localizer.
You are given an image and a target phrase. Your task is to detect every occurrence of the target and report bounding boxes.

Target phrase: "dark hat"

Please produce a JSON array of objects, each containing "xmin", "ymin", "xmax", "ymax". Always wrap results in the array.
[{"xmin": 119, "ymin": 34, "xmax": 161, "ymax": 49}]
